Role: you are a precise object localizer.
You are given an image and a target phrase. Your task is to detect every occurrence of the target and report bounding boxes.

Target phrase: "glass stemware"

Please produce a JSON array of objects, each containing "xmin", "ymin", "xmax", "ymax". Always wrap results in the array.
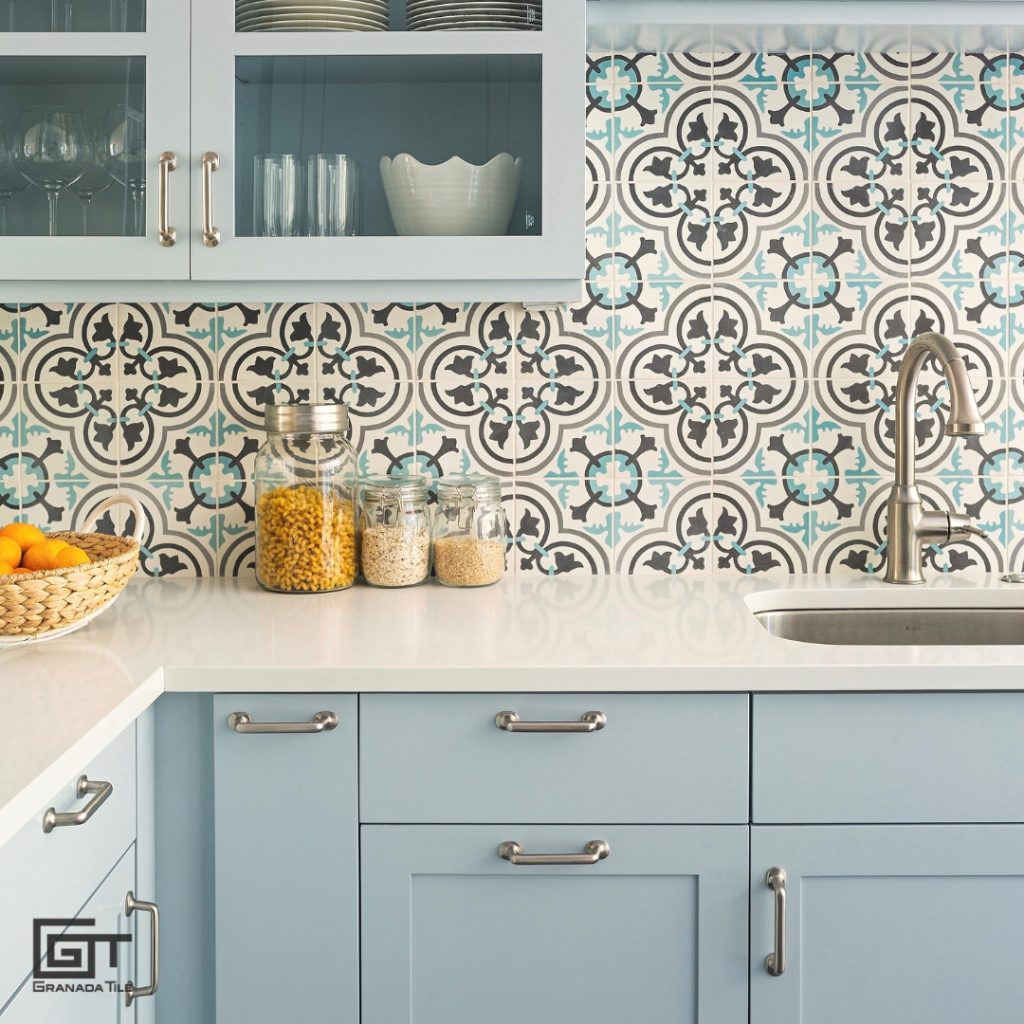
[
  {"xmin": 2, "ymin": 0, "xmax": 16, "ymax": 32},
  {"xmin": 50, "ymin": 0, "xmax": 71, "ymax": 30},
  {"xmin": 0, "ymin": 124, "xmax": 30, "ymax": 236},
  {"xmin": 18, "ymin": 105, "xmax": 87, "ymax": 237},
  {"xmin": 103, "ymin": 103, "xmax": 145, "ymax": 237},
  {"xmin": 68, "ymin": 123, "xmax": 111, "ymax": 236}
]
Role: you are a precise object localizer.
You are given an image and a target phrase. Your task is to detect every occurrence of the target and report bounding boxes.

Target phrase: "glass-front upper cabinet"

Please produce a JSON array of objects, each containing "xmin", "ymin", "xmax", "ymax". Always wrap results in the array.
[
  {"xmin": 191, "ymin": 0, "xmax": 582, "ymax": 292},
  {"xmin": 0, "ymin": 1, "xmax": 189, "ymax": 281}
]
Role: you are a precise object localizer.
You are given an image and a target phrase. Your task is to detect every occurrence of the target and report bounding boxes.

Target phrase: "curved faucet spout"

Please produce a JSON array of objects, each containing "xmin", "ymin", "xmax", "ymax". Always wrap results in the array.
[
  {"xmin": 885, "ymin": 333, "xmax": 986, "ymax": 584},
  {"xmin": 893, "ymin": 332, "xmax": 984, "ymax": 487}
]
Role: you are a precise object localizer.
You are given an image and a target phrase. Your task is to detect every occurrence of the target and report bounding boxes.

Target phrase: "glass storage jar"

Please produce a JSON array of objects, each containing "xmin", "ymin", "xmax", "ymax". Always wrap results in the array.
[
  {"xmin": 432, "ymin": 474, "xmax": 507, "ymax": 588},
  {"xmin": 254, "ymin": 403, "xmax": 357, "ymax": 593},
  {"xmin": 357, "ymin": 475, "xmax": 431, "ymax": 588}
]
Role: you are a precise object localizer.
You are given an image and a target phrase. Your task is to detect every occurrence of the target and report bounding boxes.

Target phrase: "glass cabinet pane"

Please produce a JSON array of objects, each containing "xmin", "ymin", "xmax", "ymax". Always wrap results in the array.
[
  {"xmin": 0, "ymin": 57, "xmax": 147, "ymax": 237},
  {"xmin": 235, "ymin": 0, "xmax": 542, "ymax": 34},
  {"xmin": 0, "ymin": 0, "xmax": 145, "ymax": 31},
  {"xmin": 235, "ymin": 54, "xmax": 542, "ymax": 239}
]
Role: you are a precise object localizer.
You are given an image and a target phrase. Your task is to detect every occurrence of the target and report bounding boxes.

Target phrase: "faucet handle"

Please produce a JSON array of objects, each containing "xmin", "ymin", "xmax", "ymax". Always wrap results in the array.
[{"xmin": 946, "ymin": 512, "xmax": 986, "ymax": 539}]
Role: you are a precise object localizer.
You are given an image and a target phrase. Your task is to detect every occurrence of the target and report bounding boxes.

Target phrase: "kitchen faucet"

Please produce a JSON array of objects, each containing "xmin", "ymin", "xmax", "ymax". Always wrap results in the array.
[{"xmin": 884, "ymin": 332, "xmax": 987, "ymax": 585}]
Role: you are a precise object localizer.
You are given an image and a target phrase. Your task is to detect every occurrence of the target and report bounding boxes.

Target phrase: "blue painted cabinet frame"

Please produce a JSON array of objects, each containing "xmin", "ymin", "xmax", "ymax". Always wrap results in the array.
[
  {"xmin": 361, "ymin": 824, "xmax": 749, "ymax": 1024},
  {"xmin": 750, "ymin": 825, "xmax": 1024, "ymax": 1024}
]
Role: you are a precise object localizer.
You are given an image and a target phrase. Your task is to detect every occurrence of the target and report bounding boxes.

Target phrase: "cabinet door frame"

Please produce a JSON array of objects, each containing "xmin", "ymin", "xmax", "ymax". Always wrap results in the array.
[
  {"xmin": 0, "ymin": 8, "xmax": 191, "ymax": 281},
  {"xmin": 188, "ymin": 2, "xmax": 583, "ymax": 284},
  {"xmin": 750, "ymin": 824, "xmax": 1024, "ymax": 1024},
  {"xmin": 362, "ymin": 823, "xmax": 749, "ymax": 1024}
]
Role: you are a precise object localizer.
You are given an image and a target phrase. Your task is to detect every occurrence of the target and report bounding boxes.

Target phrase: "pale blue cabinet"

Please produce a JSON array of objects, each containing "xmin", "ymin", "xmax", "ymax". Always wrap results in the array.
[
  {"xmin": 211, "ymin": 694, "xmax": 358, "ymax": 1024},
  {"xmin": 750, "ymin": 825, "xmax": 1024, "ymax": 1024},
  {"xmin": 362, "ymin": 824, "xmax": 749, "ymax": 1024}
]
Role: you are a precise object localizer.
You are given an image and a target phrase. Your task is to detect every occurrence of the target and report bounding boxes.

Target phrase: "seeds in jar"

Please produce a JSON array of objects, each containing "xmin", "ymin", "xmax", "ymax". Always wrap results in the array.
[
  {"xmin": 256, "ymin": 485, "xmax": 357, "ymax": 592},
  {"xmin": 433, "ymin": 536, "xmax": 505, "ymax": 587},
  {"xmin": 361, "ymin": 524, "xmax": 430, "ymax": 588}
]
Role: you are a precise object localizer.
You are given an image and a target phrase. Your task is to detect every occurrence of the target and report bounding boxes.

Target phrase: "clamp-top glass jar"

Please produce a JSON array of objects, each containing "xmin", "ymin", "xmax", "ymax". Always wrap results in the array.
[
  {"xmin": 254, "ymin": 403, "xmax": 357, "ymax": 593},
  {"xmin": 357, "ymin": 475, "xmax": 431, "ymax": 588},
  {"xmin": 432, "ymin": 474, "xmax": 507, "ymax": 587}
]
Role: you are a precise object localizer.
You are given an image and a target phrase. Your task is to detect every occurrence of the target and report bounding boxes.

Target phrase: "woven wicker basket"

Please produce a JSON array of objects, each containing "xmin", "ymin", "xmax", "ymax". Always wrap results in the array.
[{"xmin": 0, "ymin": 496, "xmax": 142, "ymax": 643}]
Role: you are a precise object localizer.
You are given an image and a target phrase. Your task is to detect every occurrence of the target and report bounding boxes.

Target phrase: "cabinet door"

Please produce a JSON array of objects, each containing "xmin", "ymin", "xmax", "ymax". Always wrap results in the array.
[
  {"xmin": 0, "ymin": 845, "xmax": 136, "ymax": 1022},
  {"xmin": 0, "ymin": 0, "xmax": 190, "ymax": 280},
  {"xmin": 189, "ymin": 0, "xmax": 583, "ymax": 293},
  {"xmin": 212, "ymin": 694, "xmax": 358, "ymax": 1024},
  {"xmin": 362, "ymin": 824, "xmax": 748, "ymax": 1024},
  {"xmin": 751, "ymin": 826, "xmax": 1024, "ymax": 1024}
]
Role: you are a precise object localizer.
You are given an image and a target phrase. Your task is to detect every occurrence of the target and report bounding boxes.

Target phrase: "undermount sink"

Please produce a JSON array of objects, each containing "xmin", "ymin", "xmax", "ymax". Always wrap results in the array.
[{"xmin": 755, "ymin": 607, "xmax": 1024, "ymax": 646}]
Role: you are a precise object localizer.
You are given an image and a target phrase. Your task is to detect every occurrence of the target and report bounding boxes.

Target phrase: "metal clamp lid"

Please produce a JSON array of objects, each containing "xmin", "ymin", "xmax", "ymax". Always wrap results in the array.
[
  {"xmin": 264, "ymin": 402, "xmax": 349, "ymax": 435},
  {"xmin": 360, "ymin": 474, "xmax": 429, "ymax": 504},
  {"xmin": 436, "ymin": 473, "xmax": 502, "ymax": 506}
]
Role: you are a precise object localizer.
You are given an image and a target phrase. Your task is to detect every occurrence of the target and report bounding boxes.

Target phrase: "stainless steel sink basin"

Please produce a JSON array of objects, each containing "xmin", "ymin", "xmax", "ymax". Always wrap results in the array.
[{"xmin": 755, "ymin": 607, "xmax": 1024, "ymax": 646}]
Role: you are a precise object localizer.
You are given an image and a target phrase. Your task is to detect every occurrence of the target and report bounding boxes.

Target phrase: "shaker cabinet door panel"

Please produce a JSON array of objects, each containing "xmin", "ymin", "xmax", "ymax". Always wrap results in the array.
[
  {"xmin": 362, "ymin": 824, "xmax": 748, "ymax": 1024},
  {"xmin": 212, "ymin": 694, "xmax": 358, "ymax": 1024},
  {"xmin": 750, "ymin": 825, "xmax": 1024, "ymax": 1024}
]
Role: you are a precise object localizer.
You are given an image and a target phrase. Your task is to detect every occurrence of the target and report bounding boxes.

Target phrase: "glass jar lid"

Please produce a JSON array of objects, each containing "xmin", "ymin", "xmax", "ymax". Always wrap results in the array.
[
  {"xmin": 264, "ymin": 402, "xmax": 349, "ymax": 434},
  {"xmin": 436, "ymin": 473, "xmax": 502, "ymax": 504},
  {"xmin": 360, "ymin": 474, "xmax": 429, "ymax": 504}
]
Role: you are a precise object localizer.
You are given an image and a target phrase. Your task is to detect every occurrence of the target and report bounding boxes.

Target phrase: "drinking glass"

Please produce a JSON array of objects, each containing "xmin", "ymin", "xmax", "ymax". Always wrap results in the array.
[
  {"xmin": 306, "ymin": 154, "xmax": 359, "ymax": 236},
  {"xmin": 253, "ymin": 154, "xmax": 301, "ymax": 237},
  {"xmin": 69, "ymin": 122, "xmax": 112, "ymax": 236},
  {"xmin": 2, "ymin": 0, "xmax": 16, "ymax": 31},
  {"xmin": 18, "ymin": 105, "xmax": 87, "ymax": 237},
  {"xmin": 109, "ymin": 0, "xmax": 127, "ymax": 29},
  {"xmin": 0, "ymin": 123, "xmax": 30, "ymax": 236},
  {"xmin": 51, "ymin": 0, "xmax": 71, "ymax": 30},
  {"xmin": 104, "ymin": 103, "xmax": 146, "ymax": 236}
]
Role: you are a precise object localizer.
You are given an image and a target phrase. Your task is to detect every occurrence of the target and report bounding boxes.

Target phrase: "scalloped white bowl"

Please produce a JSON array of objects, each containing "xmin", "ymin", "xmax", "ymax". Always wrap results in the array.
[{"xmin": 380, "ymin": 153, "xmax": 522, "ymax": 236}]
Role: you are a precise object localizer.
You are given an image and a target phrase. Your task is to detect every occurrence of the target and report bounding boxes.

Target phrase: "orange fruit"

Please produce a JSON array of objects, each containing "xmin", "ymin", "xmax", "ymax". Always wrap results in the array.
[
  {"xmin": 0, "ymin": 536, "xmax": 21, "ymax": 568},
  {"xmin": 53, "ymin": 545, "xmax": 90, "ymax": 569},
  {"xmin": 0, "ymin": 561, "xmax": 15, "ymax": 576},
  {"xmin": 11, "ymin": 568, "xmax": 31, "ymax": 575},
  {"xmin": 22, "ymin": 540, "xmax": 69, "ymax": 572},
  {"xmin": 0, "ymin": 522, "xmax": 45, "ymax": 554}
]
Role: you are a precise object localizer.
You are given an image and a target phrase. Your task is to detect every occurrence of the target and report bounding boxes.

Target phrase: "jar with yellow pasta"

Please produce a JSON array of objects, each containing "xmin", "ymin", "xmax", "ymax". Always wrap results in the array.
[{"xmin": 254, "ymin": 403, "xmax": 357, "ymax": 593}]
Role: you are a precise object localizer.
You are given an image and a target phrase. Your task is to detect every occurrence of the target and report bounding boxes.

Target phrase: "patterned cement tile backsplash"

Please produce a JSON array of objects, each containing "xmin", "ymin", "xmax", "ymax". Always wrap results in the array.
[{"xmin": 6, "ymin": 48, "xmax": 1024, "ymax": 578}]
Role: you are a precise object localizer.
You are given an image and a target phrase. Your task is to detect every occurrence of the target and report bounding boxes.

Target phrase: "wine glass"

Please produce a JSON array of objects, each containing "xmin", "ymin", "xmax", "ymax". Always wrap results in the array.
[
  {"xmin": 2, "ymin": 0, "xmax": 17, "ymax": 31},
  {"xmin": 18, "ymin": 105, "xmax": 87, "ymax": 237},
  {"xmin": 0, "ymin": 123, "xmax": 30, "ymax": 236},
  {"xmin": 50, "ymin": 0, "xmax": 71, "ymax": 30},
  {"xmin": 68, "ymin": 122, "xmax": 111, "ymax": 236},
  {"xmin": 103, "ymin": 103, "xmax": 145, "ymax": 237}
]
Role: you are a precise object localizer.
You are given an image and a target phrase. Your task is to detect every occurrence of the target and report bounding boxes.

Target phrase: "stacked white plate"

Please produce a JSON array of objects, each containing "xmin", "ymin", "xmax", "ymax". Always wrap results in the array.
[
  {"xmin": 236, "ymin": 0, "xmax": 388, "ymax": 31},
  {"xmin": 406, "ymin": 0, "xmax": 542, "ymax": 31}
]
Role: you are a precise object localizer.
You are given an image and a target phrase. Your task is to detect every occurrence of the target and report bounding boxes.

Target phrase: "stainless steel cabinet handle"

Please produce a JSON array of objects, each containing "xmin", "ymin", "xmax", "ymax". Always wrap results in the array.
[
  {"xmin": 201, "ymin": 151, "xmax": 221, "ymax": 247},
  {"xmin": 157, "ymin": 150, "xmax": 177, "ymax": 246},
  {"xmin": 495, "ymin": 710, "xmax": 607, "ymax": 733},
  {"xmin": 765, "ymin": 867, "xmax": 787, "ymax": 976},
  {"xmin": 124, "ymin": 892, "xmax": 159, "ymax": 1007},
  {"xmin": 42, "ymin": 775, "xmax": 112, "ymax": 834},
  {"xmin": 498, "ymin": 840, "xmax": 610, "ymax": 866},
  {"xmin": 227, "ymin": 711, "xmax": 338, "ymax": 734}
]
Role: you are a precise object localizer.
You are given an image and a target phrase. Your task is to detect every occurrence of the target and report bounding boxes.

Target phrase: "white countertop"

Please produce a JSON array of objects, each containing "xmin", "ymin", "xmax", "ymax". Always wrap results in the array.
[{"xmin": 3, "ymin": 573, "xmax": 1024, "ymax": 845}]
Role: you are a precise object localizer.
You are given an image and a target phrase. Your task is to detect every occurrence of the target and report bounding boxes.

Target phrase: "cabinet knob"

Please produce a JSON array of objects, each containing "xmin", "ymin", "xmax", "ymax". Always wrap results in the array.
[
  {"xmin": 765, "ymin": 866, "xmax": 787, "ymax": 976},
  {"xmin": 42, "ymin": 775, "xmax": 112, "ymax": 833},
  {"xmin": 124, "ymin": 892, "xmax": 159, "ymax": 1006},
  {"xmin": 227, "ymin": 711, "xmax": 338, "ymax": 734},
  {"xmin": 157, "ymin": 151, "xmax": 177, "ymax": 247},
  {"xmin": 498, "ymin": 840, "xmax": 610, "ymax": 866}
]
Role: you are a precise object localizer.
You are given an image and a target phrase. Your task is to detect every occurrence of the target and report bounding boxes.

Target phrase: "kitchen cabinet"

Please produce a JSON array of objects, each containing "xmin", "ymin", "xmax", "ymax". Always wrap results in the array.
[
  {"xmin": 361, "ymin": 824, "xmax": 749, "ymax": 1024},
  {"xmin": 1, "ymin": 0, "xmax": 584, "ymax": 301},
  {"xmin": 3, "ymin": 844, "xmax": 139, "ymax": 1023},
  {"xmin": 750, "ymin": 825, "xmax": 1024, "ymax": 1024},
  {"xmin": 211, "ymin": 694, "xmax": 358, "ymax": 1024}
]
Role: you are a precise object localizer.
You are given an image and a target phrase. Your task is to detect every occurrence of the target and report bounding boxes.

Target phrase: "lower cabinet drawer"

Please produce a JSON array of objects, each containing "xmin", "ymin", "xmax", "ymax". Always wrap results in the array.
[
  {"xmin": 360, "ymin": 694, "xmax": 749, "ymax": 823},
  {"xmin": 754, "ymin": 692, "xmax": 1024, "ymax": 823},
  {"xmin": 0, "ymin": 723, "xmax": 136, "ymax": 1003},
  {"xmin": 361, "ymin": 824, "xmax": 749, "ymax": 1024}
]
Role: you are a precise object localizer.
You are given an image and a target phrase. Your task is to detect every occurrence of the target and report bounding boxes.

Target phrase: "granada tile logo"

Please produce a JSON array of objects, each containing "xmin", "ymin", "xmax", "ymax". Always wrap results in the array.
[{"xmin": 32, "ymin": 917, "xmax": 131, "ymax": 993}]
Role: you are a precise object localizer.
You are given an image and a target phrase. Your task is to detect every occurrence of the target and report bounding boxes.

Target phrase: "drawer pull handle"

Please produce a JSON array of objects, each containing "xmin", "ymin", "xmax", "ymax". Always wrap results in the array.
[
  {"xmin": 227, "ymin": 711, "xmax": 338, "ymax": 734},
  {"xmin": 201, "ymin": 150, "xmax": 221, "ymax": 247},
  {"xmin": 498, "ymin": 840, "xmax": 610, "ymax": 866},
  {"xmin": 765, "ymin": 866, "xmax": 787, "ymax": 976},
  {"xmin": 495, "ymin": 710, "xmax": 607, "ymax": 733},
  {"xmin": 124, "ymin": 892, "xmax": 159, "ymax": 1006},
  {"xmin": 42, "ymin": 775, "xmax": 112, "ymax": 833}
]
